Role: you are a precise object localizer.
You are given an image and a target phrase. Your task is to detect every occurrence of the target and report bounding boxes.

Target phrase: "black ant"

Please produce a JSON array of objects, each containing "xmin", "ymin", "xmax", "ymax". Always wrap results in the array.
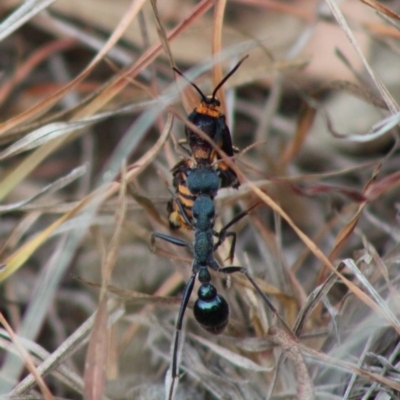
[{"xmin": 151, "ymin": 166, "xmax": 291, "ymax": 399}]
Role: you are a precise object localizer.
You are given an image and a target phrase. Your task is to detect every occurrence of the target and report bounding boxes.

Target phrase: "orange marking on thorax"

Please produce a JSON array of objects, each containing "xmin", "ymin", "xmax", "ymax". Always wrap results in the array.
[{"xmin": 195, "ymin": 103, "xmax": 220, "ymax": 118}]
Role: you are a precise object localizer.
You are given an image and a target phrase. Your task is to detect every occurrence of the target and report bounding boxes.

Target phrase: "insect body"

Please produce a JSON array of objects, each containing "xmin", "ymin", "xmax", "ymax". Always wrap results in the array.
[
  {"xmin": 152, "ymin": 167, "xmax": 290, "ymax": 399},
  {"xmin": 167, "ymin": 57, "xmax": 248, "ymax": 232},
  {"xmin": 173, "ymin": 55, "xmax": 248, "ymax": 190},
  {"xmin": 184, "ymin": 100, "xmax": 238, "ymax": 189}
]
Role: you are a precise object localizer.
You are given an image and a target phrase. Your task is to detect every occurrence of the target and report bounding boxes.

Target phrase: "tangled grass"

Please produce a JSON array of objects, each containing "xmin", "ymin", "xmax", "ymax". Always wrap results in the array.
[{"xmin": 1, "ymin": 0, "xmax": 400, "ymax": 399}]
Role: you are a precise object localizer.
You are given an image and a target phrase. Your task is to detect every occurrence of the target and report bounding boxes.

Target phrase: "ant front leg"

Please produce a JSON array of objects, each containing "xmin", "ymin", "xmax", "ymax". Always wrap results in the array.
[
  {"xmin": 151, "ymin": 232, "xmax": 191, "ymax": 249},
  {"xmin": 218, "ymin": 266, "xmax": 293, "ymax": 336}
]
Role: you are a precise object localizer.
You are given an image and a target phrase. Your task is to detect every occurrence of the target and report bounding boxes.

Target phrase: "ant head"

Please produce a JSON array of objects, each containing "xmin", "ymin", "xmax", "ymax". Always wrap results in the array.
[{"xmin": 173, "ymin": 55, "xmax": 248, "ymax": 106}]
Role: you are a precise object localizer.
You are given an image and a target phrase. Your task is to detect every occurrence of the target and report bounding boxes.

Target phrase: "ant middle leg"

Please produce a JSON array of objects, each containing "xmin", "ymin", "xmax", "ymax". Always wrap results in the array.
[{"xmin": 214, "ymin": 201, "xmax": 262, "ymax": 262}]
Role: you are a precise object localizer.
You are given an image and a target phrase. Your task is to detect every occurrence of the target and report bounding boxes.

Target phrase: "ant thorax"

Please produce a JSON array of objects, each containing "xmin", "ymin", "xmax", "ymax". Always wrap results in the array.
[{"xmin": 186, "ymin": 167, "xmax": 220, "ymax": 197}]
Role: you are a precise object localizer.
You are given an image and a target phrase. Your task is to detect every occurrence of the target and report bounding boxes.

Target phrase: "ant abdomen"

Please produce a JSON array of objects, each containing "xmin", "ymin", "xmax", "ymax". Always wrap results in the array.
[{"xmin": 193, "ymin": 283, "xmax": 229, "ymax": 334}]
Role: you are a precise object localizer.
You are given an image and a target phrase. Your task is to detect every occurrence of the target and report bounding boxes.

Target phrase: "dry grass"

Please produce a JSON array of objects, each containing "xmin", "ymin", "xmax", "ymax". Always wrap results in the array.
[{"xmin": 1, "ymin": 0, "xmax": 400, "ymax": 399}]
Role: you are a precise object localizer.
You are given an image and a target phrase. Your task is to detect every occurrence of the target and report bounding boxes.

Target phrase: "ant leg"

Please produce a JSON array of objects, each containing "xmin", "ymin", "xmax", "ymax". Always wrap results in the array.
[
  {"xmin": 219, "ymin": 201, "xmax": 261, "ymax": 237},
  {"xmin": 218, "ymin": 266, "xmax": 294, "ymax": 337},
  {"xmin": 168, "ymin": 272, "xmax": 196, "ymax": 400},
  {"xmin": 151, "ymin": 232, "xmax": 191, "ymax": 249},
  {"xmin": 213, "ymin": 231, "xmax": 236, "ymax": 263},
  {"xmin": 214, "ymin": 201, "xmax": 261, "ymax": 262}
]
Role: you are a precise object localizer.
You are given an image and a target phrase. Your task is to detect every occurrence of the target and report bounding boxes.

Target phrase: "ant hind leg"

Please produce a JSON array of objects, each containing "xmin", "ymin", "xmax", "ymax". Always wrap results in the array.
[
  {"xmin": 218, "ymin": 265, "xmax": 294, "ymax": 337},
  {"xmin": 167, "ymin": 272, "xmax": 196, "ymax": 400}
]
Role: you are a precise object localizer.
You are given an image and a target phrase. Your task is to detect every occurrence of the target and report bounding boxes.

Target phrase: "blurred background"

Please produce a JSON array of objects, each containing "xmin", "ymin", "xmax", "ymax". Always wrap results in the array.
[{"xmin": 1, "ymin": 0, "xmax": 400, "ymax": 399}]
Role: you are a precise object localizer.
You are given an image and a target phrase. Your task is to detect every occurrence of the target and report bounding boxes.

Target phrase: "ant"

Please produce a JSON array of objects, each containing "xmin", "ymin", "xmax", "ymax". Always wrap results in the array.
[{"xmin": 152, "ymin": 166, "xmax": 291, "ymax": 399}]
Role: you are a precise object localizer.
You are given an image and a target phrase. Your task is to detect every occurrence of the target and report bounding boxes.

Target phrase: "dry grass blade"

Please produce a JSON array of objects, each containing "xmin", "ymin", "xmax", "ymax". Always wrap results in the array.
[
  {"xmin": 3, "ymin": 0, "xmax": 400, "ymax": 398},
  {"xmin": 328, "ymin": 111, "xmax": 400, "ymax": 141},
  {"xmin": 294, "ymin": 86, "xmax": 393, "ymax": 145},
  {"xmin": 281, "ymin": 102, "xmax": 316, "ymax": 166},
  {"xmin": 191, "ymin": 333, "xmax": 273, "ymax": 372},
  {"xmin": 150, "ymin": 0, "xmax": 174, "ymax": 68},
  {"xmin": 0, "ymin": 164, "xmax": 86, "ymax": 213},
  {"xmin": 293, "ymin": 264, "xmax": 345, "ymax": 336},
  {"xmin": 243, "ymin": 177, "xmax": 400, "ymax": 335},
  {"xmin": 0, "ymin": 121, "xmax": 89, "ymax": 160},
  {"xmin": 0, "ymin": 109, "xmax": 172, "ymax": 282},
  {"xmin": 0, "ymin": 0, "xmax": 57, "ymax": 41},
  {"xmin": 291, "ymin": 181, "xmax": 366, "ymax": 202},
  {"xmin": 83, "ymin": 300, "xmax": 108, "ymax": 400},
  {"xmin": 0, "ymin": 329, "xmax": 85, "ymax": 395},
  {"xmin": 365, "ymin": 170, "xmax": 400, "ymax": 199},
  {"xmin": 0, "ymin": 139, "xmax": 69, "ymax": 201},
  {"xmin": 302, "ymin": 343, "xmax": 400, "ymax": 391},
  {"xmin": 342, "ymin": 258, "xmax": 400, "ymax": 325},
  {"xmin": 232, "ymin": 273, "xmax": 296, "ymax": 306},
  {"xmin": 0, "ymin": 313, "xmax": 53, "ymax": 399},
  {"xmin": 124, "ymin": 112, "xmax": 173, "ymax": 177},
  {"xmin": 0, "ymin": 100, "xmax": 158, "ymax": 160},
  {"xmin": 10, "ymin": 303, "xmax": 124, "ymax": 396},
  {"xmin": 325, "ymin": 0, "xmax": 399, "ymax": 114},
  {"xmin": 0, "ymin": 185, "xmax": 112, "ymax": 282},
  {"xmin": 233, "ymin": 0, "xmax": 311, "ymax": 19},
  {"xmin": 75, "ymin": 0, "xmax": 213, "ymax": 119},
  {"xmin": 128, "ymin": 185, "xmax": 166, "ymax": 226},
  {"xmin": 0, "ymin": 38, "xmax": 75, "ymax": 106},
  {"xmin": 328, "ymin": 80, "xmax": 388, "ymax": 110},
  {"xmin": 0, "ymin": 0, "xmax": 210, "ymax": 200},
  {"xmin": 212, "ymin": 0, "xmax": 227, "ymax": 113},
  {"xmin": 317, "ymin": 164, "xmax": 380, "ymax": 280},
  {"xmin": 0, "ymin": 0, "xmax": 149, "ymax": 135},
  {"xmin": 73, "ymin": 275, "xmax": 183, "ymax": 305},
  {"xmin": 84, "ymin": 166, "xmax": 128, "ymax": 399},
  {"xmin": 269, "ymin": 327, "xmax": 315, "ymax": 400},
  {"xmin": 186, "ymin": 122, "xmax": 399, "ymax": 333},
  {"xmin": 0, "ymin": 99, "xmax": 157, "ymax": 202},
  {"xmin": 360, "ymin": 0, "xmax": 400, "ymax": 21}
]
